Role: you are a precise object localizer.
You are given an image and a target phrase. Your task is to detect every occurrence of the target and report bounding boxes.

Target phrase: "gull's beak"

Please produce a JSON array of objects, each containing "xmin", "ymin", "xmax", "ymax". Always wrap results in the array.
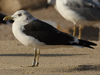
[{"xmin": 3, "ymin": 16, "xmax": 14, "ymax": 21}]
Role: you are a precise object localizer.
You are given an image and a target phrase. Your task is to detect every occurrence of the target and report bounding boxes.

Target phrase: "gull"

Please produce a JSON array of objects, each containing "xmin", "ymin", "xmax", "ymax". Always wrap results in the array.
[
  {"xmin": 46, "ymin": 0, "xmax": 100, "ymax": 39},
  {"xmin": 0, "ymin": 13, "xmax": 13, "ymax": 25},
  {"xmin": 3, "ymin": 10, "xmax": 97, "ymax": 67}
]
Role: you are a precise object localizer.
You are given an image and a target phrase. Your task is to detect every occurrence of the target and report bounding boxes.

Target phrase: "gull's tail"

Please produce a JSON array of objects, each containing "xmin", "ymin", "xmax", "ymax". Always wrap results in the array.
[{"xmin": 78, "ymin": 39, "xmax": 97, "ymax": 49}]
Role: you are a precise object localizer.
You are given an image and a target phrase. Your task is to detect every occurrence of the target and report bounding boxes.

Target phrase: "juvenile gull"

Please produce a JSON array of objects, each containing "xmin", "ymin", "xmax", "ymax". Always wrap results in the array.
[
  {"xmin": 46, "ymin": 0, "xmax": 100, "ymax": 39},
  {"xmin": 3, "ymin": 10, "xmax": 97, "ymax": 67}
]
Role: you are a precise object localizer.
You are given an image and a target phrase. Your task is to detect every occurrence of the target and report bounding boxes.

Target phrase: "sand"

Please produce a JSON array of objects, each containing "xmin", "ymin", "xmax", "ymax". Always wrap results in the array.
[{"xmin": 0, "ymin": 40, "xmax": 99, "ymax": 75}]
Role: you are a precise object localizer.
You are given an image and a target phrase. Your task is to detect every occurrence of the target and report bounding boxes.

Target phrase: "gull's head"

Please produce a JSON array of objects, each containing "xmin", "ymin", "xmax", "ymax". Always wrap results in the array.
[
  {"xmin": 3, "ymin": 10, "xmax": 35, "ymax": 22},
  {"xmin": 46, "ymin": 0, "xmax": 56, "ymax": 8}
]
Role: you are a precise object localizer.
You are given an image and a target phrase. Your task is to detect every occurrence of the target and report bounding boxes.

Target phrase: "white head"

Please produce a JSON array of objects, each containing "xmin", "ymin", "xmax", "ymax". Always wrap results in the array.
[{"xmin": 3, "ymin": 10, "xmax": 36, "ymax": 23}]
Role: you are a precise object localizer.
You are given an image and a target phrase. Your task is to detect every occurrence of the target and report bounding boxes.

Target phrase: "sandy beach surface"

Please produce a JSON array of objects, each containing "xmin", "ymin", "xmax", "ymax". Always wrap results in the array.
[{"xmin": 0, "ymin": 40, "xmax": 99, "ymax": 75}]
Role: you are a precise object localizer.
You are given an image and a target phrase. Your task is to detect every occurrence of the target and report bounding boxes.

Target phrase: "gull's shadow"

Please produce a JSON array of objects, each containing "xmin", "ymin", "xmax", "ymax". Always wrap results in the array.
[
  {"xmin": 52, "ymin": 64, "xmax": 100, "ymax": 73},
  {"xmin": 0, "ymin": 54, "xmax": 87, "ymax": 57},
  {"xmin": 73, "ymin": 65, "xmax": 100, "ymax": 71}
]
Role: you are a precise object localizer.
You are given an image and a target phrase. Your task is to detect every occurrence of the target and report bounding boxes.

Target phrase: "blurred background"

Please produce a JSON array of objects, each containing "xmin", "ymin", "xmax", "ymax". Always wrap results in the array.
[{"xmin": 0, "ymin": 0, "xmax": 100, "ymax": 40}]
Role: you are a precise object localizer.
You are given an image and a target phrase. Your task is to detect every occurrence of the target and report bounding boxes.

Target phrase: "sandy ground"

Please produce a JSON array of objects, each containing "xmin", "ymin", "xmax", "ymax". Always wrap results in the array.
[{"xmin": 0, "ymin": 40, "xmax": 99, "ymax": 75}]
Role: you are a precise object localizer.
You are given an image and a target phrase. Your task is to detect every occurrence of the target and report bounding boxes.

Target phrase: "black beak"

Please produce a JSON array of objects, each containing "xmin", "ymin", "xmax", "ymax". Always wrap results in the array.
[{"xmin": 45, "ymin": 4, "xmax": 51, "ymax": 8}]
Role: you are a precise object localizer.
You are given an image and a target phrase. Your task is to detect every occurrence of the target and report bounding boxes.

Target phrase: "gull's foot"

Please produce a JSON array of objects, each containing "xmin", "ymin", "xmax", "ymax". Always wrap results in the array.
[
  {"xmin": 26, "ymin": 63, "xmax": 39, "ymax": 67},
  {"xmin": 21, "ymin": 65, "xmax": 36, "ymax": 67},
  {"xmin": 27, "ymin": 65, "xmax": 36, "ymax": 67},
  {"xmin": 35, "ymin": 62, "xmax": 39, "ymax": 67}
]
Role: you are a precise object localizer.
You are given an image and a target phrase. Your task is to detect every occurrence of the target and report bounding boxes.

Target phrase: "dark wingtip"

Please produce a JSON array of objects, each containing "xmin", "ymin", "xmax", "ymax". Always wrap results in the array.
[
  {"xmin": 79, "ymin": 40, "xmax": 97, "ymax": 49},
  {"xmin": 89, "ymin": 43, "xmax": 97, "ymax": 49},
  {"xmin": 86, "ymin": 43, "xmax": 97, "ymax": 49},
  {"xmin": 88, "ymin": 46, "xmax": 94, "ymax": 49},
  {"xmin": 93, "ymin": 43, "xmax": 97, "ymax": 46},
  {"xmin": 89, "ymin": 41, "xmax": 97, "ymax": 46}
]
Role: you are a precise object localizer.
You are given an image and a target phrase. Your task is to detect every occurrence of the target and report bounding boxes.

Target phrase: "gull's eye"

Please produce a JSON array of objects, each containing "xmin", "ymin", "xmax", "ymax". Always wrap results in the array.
[{"xmin": 18, "ymin": 13, "xmax": 22, "ymax": 17}]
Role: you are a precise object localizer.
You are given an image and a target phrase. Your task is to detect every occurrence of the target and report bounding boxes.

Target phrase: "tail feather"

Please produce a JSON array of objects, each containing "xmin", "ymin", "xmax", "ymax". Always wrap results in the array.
[{"xmin": 78, "ymin": 39, "xmax": 97, "ymax": 49}]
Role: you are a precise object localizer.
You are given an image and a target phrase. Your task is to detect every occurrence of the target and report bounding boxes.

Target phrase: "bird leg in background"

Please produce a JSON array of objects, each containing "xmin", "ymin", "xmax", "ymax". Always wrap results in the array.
[
  {"xmin": 79, "ymin": 25, "xmax": 82, "ymax": 39},
  {"xmin": 73, "ymin": 25, "xmax": 77, "ymax": 37},
  {"xmin": 57, "ymin": 25, "xmax": 60, "ymax": 30},
  {"xmin": 35, "ymin": 48, "xmax": 40, "ymax": 66}
]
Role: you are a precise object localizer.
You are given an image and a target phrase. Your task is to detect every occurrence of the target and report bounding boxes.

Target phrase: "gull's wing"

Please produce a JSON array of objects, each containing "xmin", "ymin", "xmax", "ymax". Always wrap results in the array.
[
  {"xmin": 23, "ymin": 20, "xmax": 78, "ymax": 45},
  {"xmin": 65, "ymin": 0, "xmax": 100, "ymax": 8},
  {"xmin": 64, "ymin": 0, "xmax": 100, "ymax": 21}
]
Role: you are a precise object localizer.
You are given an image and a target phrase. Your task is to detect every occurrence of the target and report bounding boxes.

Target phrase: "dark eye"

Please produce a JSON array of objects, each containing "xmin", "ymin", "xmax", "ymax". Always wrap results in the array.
[{"xmin": 18, "ymin": 13, "xmax": 22, "ymax": 17}]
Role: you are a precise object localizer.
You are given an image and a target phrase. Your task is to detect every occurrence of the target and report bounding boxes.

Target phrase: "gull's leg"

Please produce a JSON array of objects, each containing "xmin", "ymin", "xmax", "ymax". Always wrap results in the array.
[
  {"xmin": 35, "ymin": 48, "xmax": 40, "ymax": 66},
  {"xmin": 79, "ymin": 25, "xmax": 82, "ymax": 39},
  {"xmin": 32, "ymin": 48, "xmax": 37, "ymax": 67},
  {"xmin": 73, "ymin": 25, "xmax": 77, "ymax": 37},
  {"xmin": 26, "ymin": 48, "xmax": 37, "ymax": 67}
]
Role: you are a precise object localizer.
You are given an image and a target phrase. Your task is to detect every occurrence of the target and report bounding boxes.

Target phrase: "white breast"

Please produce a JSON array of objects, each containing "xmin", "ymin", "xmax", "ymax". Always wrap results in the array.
[
  {"xmin": 12, "ymin": 22, "xmax": 45, "ymax": 47},
  {"xmin": 56, "ymin": 0, "xmax": 84, "ymax": 24}
]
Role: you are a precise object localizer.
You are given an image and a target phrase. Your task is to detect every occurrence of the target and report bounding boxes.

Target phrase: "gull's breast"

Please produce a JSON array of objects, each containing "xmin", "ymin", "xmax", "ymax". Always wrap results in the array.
[{"xmin": 12, "ymin": 23, "xmax": 45, "ymax": 47}]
